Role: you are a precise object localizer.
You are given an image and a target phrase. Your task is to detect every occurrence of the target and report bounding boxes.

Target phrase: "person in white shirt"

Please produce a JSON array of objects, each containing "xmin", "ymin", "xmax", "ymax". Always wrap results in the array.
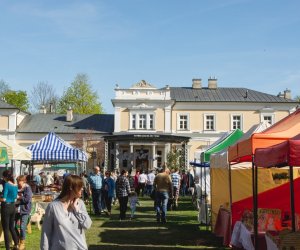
[
  {"xmin": 146, "ymin": 170, "xmax": 156, "ymax": 196},
  {"xmin": 45, "ymin": 172, "xmax": 54, "ymax": 186},
  {"xmin": 137, "ymin": 171, "xmax": 147, "ymax": 196}
]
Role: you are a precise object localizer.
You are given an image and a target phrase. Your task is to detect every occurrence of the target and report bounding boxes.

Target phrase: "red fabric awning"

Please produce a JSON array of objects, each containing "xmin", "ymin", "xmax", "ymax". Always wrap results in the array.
[
  {"xmin": 228, "ymin": 109, "xmax": 300, "ymax": 163},
  {"xmin": 255, "ymin": 134, "xmax": 300, "ymax": 167},
  {"xmin": 231, "ymin": 177, "xmax": 300, "ymax": 227}
]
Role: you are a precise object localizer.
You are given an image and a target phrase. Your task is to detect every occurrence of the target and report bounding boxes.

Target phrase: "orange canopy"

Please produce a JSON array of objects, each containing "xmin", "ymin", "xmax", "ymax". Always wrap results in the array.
[{"xmin": 228, "ymin": 108, "xmax": 300, "ymax": 163}]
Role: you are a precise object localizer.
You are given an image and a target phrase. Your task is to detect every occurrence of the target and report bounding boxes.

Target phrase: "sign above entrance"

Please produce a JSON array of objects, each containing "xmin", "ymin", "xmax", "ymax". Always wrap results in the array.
[{"xmin": 134, "ymin": 134, "xmax": 160, "ymax": 138}]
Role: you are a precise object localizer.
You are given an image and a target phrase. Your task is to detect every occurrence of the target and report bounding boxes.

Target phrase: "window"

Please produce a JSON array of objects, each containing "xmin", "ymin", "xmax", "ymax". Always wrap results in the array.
[
  {"xmin": 130, "ymin": 113, "xmax": 155, "ymax": 130},
  {"xmin": 139, "ymin": 114, "xmax": 146, "ymax": 129},
  {"xmin": 179, "ymin": 115, "xmax": 188, "ymax": 130},
  {"xmin": 204, "ymin": 114, "xmax": 215, "ymax": 131},
  {"xmin": 263, "ymin": 115, "xmax": 273, "ymax": 125},
  {"xmin": 231, "ymin": 115, "xmax": 242, "ymax": 130},
  {"xmin": 149, "ymin": 114, "xmax": 154, "ymax": 129},
  {"xmin": 131, "ymin": 114, "xmax": 136, "ymax": 129}
]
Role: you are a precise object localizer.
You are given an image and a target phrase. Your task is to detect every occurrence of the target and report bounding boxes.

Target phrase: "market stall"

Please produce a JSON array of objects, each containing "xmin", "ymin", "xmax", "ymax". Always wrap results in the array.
[
  {"xmin": 227, "ymin": 108, "xmax": 300, "ymax": 249},
  {"xmin": 210, "ymin": 122, "xmax": 270, "ymax": 228},
  {"xmin": 26, "ymin": 132, "xmax": 88, "ymax": 193}
]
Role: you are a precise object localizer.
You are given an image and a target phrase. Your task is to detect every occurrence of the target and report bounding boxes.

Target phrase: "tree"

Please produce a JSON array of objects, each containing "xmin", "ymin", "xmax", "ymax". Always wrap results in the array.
[
  {"xmin": 30, "ymin": 81, "xmax": 59, "ymax": 113},
  {"xmin": 3, "ymin": 90, "xmax": 30, "ymax": 111},
  {"xmin": 295, "ymin": 95, "xmax": 300, "ymax": 102},
  {"xmin": 167, "ymin": 146, "xmax": 185, "ymax": 170},
  {"xmin": 57, "ymin": 74, "xmax": 103, "ymax": 114},
  {"xmin": 0, "ymin": 79, "xmax": 10, "ymax": 98}
]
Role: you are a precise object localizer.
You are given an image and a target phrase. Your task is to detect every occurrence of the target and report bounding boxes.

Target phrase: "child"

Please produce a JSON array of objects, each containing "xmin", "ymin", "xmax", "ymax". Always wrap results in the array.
[{"xmin": 129, "ymin": 191, "xmax": 140, "ymax": 220}]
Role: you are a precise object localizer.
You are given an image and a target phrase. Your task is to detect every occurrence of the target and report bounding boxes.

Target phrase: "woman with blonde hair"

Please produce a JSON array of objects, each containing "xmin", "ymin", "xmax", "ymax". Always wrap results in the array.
[{"xmin": 41, "ymin": 175, "xmax": 92, "ymax": 250}]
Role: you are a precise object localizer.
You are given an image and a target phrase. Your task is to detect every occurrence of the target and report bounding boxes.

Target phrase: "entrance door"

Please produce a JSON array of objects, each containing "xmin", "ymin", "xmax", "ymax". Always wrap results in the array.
[
  {"xmin": 136, "ymin": 159, "xmax": 148, "ymax": 173},
  {"xmin": 135, "ymin": 149, "xmax": 149, "ymax": 173}
]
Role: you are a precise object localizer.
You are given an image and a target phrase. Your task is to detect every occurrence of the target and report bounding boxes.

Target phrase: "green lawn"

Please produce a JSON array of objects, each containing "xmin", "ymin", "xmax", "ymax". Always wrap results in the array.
[{"xmin": 0, "ymin": 197, "xmax": 229, "ymax": 249}]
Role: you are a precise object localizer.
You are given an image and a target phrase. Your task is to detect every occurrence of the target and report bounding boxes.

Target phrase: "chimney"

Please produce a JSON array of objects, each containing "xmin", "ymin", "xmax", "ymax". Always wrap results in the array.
[
  {"xmin": 66, "ymin": 107, "xmax": 73, "ymax": 122},
  {"xmin": 208, "ymin": 77, "xmax": 217, "ymax": 89},
  {"xmin": 49, "ymin": 102, "xmax": 54, "ymax": 113},
  {"xmin": 192, "ymin": 78, "xmax": 202, "ymax": 89},
  {"xmin": 277, "ymin": 91, "xmax": 284, "ymax": 98},
  {"xmin": 39, "ymin": 105, "xmax": 47, "ymax": 114},
  {"xmin": 284, "ymin": 89, "xmax": 291, "ymax": 99}
]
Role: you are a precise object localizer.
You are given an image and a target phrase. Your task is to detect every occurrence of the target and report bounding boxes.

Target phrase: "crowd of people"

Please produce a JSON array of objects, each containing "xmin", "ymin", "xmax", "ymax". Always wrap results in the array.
[{"xmin": 0, "ymin": 165, "xmax": 195, "ymax": 250}]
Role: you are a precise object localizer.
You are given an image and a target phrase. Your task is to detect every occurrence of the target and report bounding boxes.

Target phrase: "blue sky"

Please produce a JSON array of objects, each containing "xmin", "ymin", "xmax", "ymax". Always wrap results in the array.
[{"xmin": 1, "ymin": 0, "xmax": 300, "ymax": 114}]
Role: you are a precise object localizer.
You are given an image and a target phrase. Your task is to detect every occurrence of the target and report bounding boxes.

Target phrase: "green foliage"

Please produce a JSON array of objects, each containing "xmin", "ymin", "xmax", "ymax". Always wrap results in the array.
[
  {"xmin": 167, "ymin": 146, "xmax": 184, "ymax": 170},
  {"xmin": 57, "ymin": 74, "xmax": 103, "ymax": 114},
  {"xmin": 3, "ymin": 90, "xmax": 29, "ymax": 111},
  {"xmin": 0, "ymin": 79, "xmax": 10, "ymax": 97},
  {"xmin": 295, "ymin": 95, "xmax": 300, "ymax": 102}
]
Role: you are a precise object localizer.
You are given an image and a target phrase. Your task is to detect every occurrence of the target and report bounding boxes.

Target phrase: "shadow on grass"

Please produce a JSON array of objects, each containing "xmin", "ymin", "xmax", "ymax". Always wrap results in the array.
[{"xmin": 87, "ymin": 197, "xmax": 228, "ymax": 249}]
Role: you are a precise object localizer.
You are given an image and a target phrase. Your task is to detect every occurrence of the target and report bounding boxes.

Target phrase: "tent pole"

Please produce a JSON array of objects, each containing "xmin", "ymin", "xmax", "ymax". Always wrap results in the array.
[
  {"xmin": 205, "ymin": 165, "xmax": 208, "ymax": 229},
  {"xmin": 252, "ymin": 156, "xmax": 258, "ymax": 250},
  {"xmin": 289, "ymin": 165, "xmax": 295, "ymax": 232},
  {"xmin": 228, "ymin": 162, "xmax": 232, "ymax": 211}
]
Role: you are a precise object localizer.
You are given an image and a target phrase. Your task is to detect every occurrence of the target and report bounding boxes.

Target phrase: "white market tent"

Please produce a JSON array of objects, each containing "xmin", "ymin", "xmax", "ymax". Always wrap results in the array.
[
  {"xmin": 210, "ymin": 122, "xmax": 271, "ymax": 226},
  {"xmin": 0, "ymin": 135, "xmax": 32, "ymax": 161}
]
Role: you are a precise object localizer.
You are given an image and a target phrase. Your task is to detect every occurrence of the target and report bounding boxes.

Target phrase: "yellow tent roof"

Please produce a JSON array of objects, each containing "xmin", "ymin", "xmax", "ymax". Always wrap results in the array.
[{"xmin": 0, "ymin": 135, "xmax": 32, "ymax": 161}]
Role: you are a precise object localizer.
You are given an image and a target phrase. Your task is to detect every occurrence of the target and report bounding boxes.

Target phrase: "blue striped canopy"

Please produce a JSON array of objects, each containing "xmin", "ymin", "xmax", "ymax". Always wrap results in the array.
[{"xmin": 27, "ymin": 132, "xmax": 87, "ymax": 162}]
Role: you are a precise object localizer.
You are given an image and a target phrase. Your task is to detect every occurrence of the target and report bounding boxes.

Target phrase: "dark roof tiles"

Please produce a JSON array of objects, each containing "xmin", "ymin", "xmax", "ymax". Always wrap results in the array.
[
  {"xmin": 17, "ymin": 113, "xmax": 114, "ymax": 134},
  {"xmin": 170, "ymin": 87, "xmax": 296, "ymax": 103}
]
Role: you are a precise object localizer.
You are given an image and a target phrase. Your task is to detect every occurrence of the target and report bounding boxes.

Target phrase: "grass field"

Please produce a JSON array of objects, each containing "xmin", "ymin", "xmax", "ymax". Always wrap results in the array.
[{"xmin": 0, "ymin": 196, "xmax": 230, "ymax": 249}]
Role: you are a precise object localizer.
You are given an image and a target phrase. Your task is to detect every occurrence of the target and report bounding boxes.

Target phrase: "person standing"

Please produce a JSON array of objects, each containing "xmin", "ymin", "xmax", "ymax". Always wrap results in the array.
[
  {"xmin": 115, "ymin": 169, "xmax": 131, "ymax": 221},
  {"xmin": 138, "ymin": 171, "xmax": 147, "ymax": 197},
  {"xmin": 133, "ymin": 170, "xmax": 140, "ymax": 194},
  {"xmin": 103, "ymin": 171, "xmax": 115, "ymax": 216},
  {"xmin": 15, "ymin": 175, "xmax": 33, "ymax": 250},
  {"xmin": 128, "ymin": 191, "xmax": 140, "ymax": 220},
  {"xmin": 153, "ymin": 167, "xmax": 173, "ymax": 223},
  {"xmin": 45, "ymin": 172, "xmax": 54, "ymax": 186},
  {"xmin": 88, "ymin": 166, "xmax": 103, "ymax": 215},
  {"xmin": 40, "ymin": 175, "xmax": 92, "ymax": 250},
  {"xmin": 170, "ymin": 167, "xmax": 181, "ymax": 210},
  {"xmin": 146, "ymin": 170, "xmax": 155, "ymax": 196},
  {"xmin": 80, "ymin": 172, "xmax": 90, "ymax": 202},
  {"xmin": 0, "ymin": 170, "xmax": 19, "ymax": 250},
  {"xmin": 181, "ymin": 170, "xmax": 188, "ymax": 196},
  {"xmin": 33, "ymin": 172, "xmax": 42, "ymax": 193}
]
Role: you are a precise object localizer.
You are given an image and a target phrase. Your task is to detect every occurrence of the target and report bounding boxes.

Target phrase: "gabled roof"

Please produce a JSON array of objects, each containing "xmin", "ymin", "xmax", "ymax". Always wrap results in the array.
[
  {"xmin": 17, "ymin": 113, "xmax": 114, "ymax": 134},
  {"xmin": 170, "ymin": 87, "xmax": 298, "ymax": 103}
]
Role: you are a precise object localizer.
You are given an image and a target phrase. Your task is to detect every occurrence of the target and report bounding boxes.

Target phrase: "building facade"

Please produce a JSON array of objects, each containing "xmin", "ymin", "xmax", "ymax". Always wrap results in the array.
[{"xmin": 106, "ymin": 79, "xmax": 298, "ymax": 172}]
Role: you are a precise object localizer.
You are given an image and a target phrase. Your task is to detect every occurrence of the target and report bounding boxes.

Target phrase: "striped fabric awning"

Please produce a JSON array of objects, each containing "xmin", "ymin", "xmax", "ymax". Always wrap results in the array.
[{"xmin": 27, "ymin": 132, "xmax": 87, "ymax": 162}]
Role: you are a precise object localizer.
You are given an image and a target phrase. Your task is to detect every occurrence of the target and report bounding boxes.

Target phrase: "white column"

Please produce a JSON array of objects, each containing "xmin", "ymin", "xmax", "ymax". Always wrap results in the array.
[
  {"xmin": 152, "ymin": 144, "xmax": 157, "ymax": 170},
  {"xmin": 104, "ymin": 141, "xmax": 108, "ymax": 171},
  {"xmin": 114, "ymin": 107, "xmax": 121, "ymax": 132},
  {"xmin": 130, "ymin": 144, "xmax": 134, "ymax": 170},
  {"xmin": 164, "ymin": 107, "xmax": 172, "ymax": 133}
]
